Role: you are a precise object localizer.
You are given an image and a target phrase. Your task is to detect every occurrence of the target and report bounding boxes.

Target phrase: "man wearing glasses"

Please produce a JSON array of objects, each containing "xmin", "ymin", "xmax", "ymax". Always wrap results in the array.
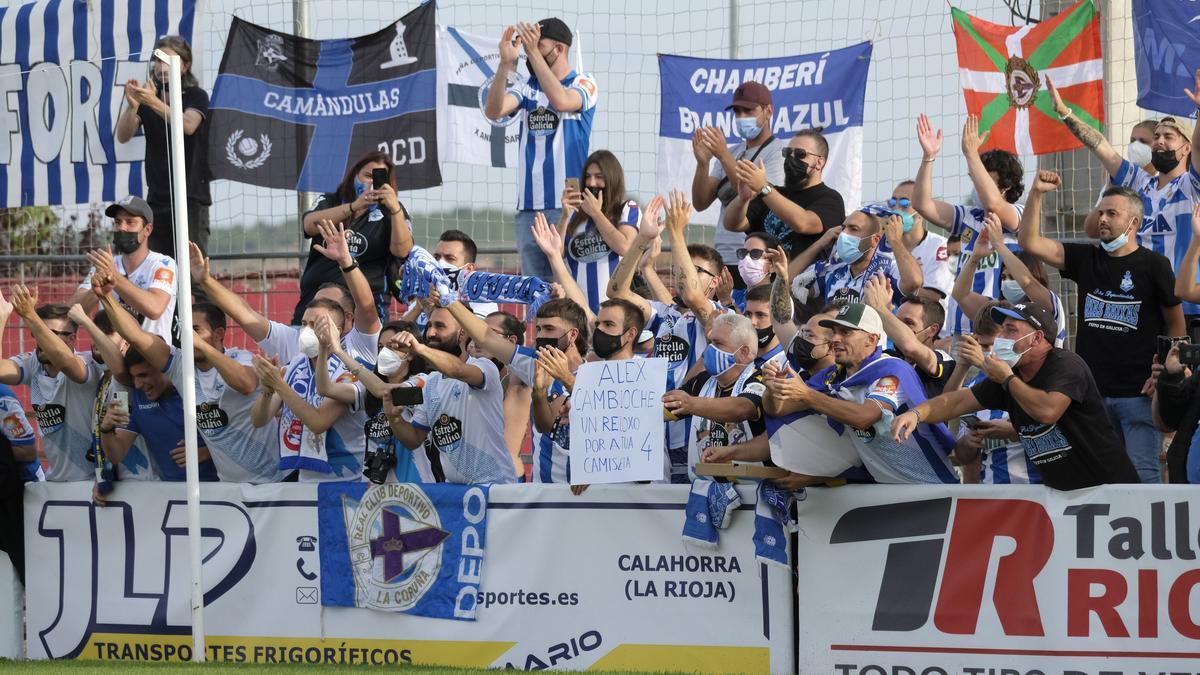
[
  {"xmin": 0, "ymin": 287, "xmax": 106, "ymax": 482},
  {"xmin": 886, "ymin": 181, "xmax": 954, "ymax": 301},
  {"xmin": 722, "ymin": 129, "xmax": 846, "ymax": 260}
]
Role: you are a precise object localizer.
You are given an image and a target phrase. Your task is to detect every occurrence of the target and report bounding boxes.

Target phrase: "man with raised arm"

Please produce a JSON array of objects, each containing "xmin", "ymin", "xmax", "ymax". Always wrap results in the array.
[
  {"xmin": 69, "ymin": 196, "xmax": 178, "ymax": 342},
  {"xmin": 484, "ymin": 18, "xmax": 598, "ymax": 282},
  {"xmin": 382, "ymin": 304, "xmax": 517, "ymax": 485},
  {"xmin": 98, "ymin": 283, "xmax": 280, "ymax": 484},
  {"xmin": 1018, "ymin": 170, "xmax": 1183, "ymax": 484},
  {"xmin": 1047, "ymin": 73, "xmax": 1200, "ymax": 318},
  {"xmin": 893, "ymin": 303, "xmax": 1139, "ymax": 490},
  {"xmin": 0, "ymin": 288, "xmax": 116, "ymax": 482},
  {"xmin": 912, "ymin": 115, "xmax": 1025, "ymax": 335}
]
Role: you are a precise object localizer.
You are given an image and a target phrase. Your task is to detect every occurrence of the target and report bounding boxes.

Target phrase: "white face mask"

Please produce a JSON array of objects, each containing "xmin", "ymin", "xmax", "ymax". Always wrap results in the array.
[
  {"xmin": 1127, "ymin": 140, "xmax": 1152, "ymax": 168},
  {"xmin": 376, "ymin": 348, "xmax": 406, "ymax": 377},
  {"xmin": 298, "ymin": 326, "xmax": 320, "ymax": 359}
]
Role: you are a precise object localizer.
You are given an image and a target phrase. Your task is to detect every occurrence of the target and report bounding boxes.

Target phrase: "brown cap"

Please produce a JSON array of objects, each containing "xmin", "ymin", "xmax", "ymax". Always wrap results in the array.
[
  {"xmin": 725, "ymin": 81, "xmax": 772, "ymax": 111},
  {"xmin": 1158, "ymin": 117, "xmax": 1192, "ymax": 143}
]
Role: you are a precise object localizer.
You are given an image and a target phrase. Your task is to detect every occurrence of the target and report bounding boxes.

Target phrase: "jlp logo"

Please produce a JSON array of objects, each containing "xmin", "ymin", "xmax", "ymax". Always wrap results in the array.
[
  {"xmin": 33, "ymin": 499, "xmax": 255, "ymax": 659},
  {"xmin": 830, "ymin": 498, "xmax": 1053, "ymax": 636}
]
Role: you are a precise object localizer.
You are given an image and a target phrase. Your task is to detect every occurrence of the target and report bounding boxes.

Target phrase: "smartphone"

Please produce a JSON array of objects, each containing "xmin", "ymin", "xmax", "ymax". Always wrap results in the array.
[
  {"xmin": 372, "ymin": 167, "xmax": 388, "ymax": 190},
  {"xmin": 1157, "ymin": 335, "xmax": 1177, "ymax": 365},
  {"xmin": 564, "ymin": 177, "xmax": 580, "ymax": 194},
  {"xmin": 390, "ymin": 386, "xmax": 423, "ymax": 406},
  {"xmin": 111, "ymin": 390, "xmax": 129, "ymax": 414},
  {"xmin": 959, "ymin": 414, "xmax": 981, "ymax": 430}
]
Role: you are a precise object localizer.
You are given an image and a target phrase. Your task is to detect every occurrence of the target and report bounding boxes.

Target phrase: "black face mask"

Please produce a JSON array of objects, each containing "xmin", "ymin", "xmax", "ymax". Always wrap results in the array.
[
  {"xmin": 526, "ymin": 49, "xmax": 558, "ymax": 77},
  {"xmin": 112, "ymin": 231, "xmax": 141, "ymax": 255},
  {"xmin": 1151, "ymin": 148, "xmax": 1182, "ymax": 174},
  {"xmin": 783, "ymin": 157, "xmax": 810, "ymax": 187},
  {"xmin": 586, "ymin": 186, "xmax": 603, "ymax": 199},
  {"xmin": 591, "ymin": 329, "xmax": 626, "ymax": 359},
  {"xmin": 535, "ymin": 335, "xmax": 569, "ymax": 352},
  {"xmin": 789, "ymin": 336, "xmax": 823, "ymax": 370},
  {"xmin": 756, "ymin": 325, "xmax": 775, "ymax": 348}
]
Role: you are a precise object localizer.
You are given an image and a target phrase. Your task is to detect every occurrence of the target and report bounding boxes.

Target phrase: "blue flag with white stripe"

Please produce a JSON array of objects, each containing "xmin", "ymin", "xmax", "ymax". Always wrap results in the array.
[
  {"xmin": 207, "ymin": 2, "xmax": 440, "ymax": 192},
  {"xmin": 318, "ymin": 482, "xmax": 489, "ymax": 620},
  {"xmin": 0, "ymin": 0, "xmax": 198, "ymax": 207},
  {"xmin": 1131, "ymin": 0, "xmax": 1200, "ymax": 116}
]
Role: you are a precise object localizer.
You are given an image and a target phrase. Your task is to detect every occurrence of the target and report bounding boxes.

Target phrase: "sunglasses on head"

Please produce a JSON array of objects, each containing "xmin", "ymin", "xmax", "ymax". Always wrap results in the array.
[
  {"xmin": 735, "ymin": 248, "xmax": 767, "ymax": 261},
  {"xmin": 860, "ymin": 204, "xmax": 900, "ymax": 219},
  {"xmin": 782, "ymin": 147, "xmax": 823, "ymax": 160},
  {"xmin": 887, "ymin": 197, "xmax": 911, "ymax": 209}
]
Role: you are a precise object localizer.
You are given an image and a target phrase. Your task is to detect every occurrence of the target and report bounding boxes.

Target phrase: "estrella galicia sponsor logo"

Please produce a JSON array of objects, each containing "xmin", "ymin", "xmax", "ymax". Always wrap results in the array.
[
  {"xmin": 33, "ymin": 403, "xmax": 66, "ymax": 433},
  {"xmin": 431, "ymin": 414, "xmax": 463, "ymax": 452},
  {"xmin": 196, "ymin": 402, "xmax": 229, "ymax": 431},
  {"xmin": 527, "ymin": 106, "xmax": 559, "ymax": 137}
]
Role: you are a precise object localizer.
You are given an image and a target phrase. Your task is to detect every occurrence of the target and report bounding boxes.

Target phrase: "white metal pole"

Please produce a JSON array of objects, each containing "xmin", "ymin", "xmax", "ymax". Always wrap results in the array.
[{"xmin": 155, "ymin": 48, "xmax": 206, "ymax": 663}]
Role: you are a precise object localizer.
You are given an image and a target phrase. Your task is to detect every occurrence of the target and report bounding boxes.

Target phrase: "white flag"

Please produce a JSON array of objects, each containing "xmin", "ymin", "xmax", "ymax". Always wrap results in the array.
[{"xmin": 436, "ymin": 26, "xmax": 524, "ymax": 168}]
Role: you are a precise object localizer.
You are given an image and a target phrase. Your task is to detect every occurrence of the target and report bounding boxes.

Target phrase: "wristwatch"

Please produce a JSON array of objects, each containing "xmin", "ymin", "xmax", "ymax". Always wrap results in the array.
[
  {"xmin": 759, "ymin": 184, "xmax": 774, "ymax": 197},
  {"xmin": 340, "ymin": 260, "xmax": 359, "ymax": 274}
]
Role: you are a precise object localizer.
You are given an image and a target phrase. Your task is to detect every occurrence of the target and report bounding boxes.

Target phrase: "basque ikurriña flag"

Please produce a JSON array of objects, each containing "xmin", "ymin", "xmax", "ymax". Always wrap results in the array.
[
  {"xmin": 207, "ymin": 1, "xmax": 440, "ymax": 192},
  {"xmin": 952, "ymin": 0, "xmax": 1104, "ymax": 156},
  {"xmin": 319, "ymin": 482, "xmax": 489, "ymax": 620}
]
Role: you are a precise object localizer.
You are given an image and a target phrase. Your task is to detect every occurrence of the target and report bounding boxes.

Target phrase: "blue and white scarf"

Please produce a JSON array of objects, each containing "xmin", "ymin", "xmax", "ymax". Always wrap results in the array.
[{"xmin": 394, "ymin": 245, "xmax": 555, "ymax": 319}]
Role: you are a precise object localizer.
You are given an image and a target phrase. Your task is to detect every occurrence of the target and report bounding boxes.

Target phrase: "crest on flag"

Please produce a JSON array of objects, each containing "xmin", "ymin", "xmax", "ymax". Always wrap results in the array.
[
  {"xmin": 952, "ymin": 0, "xmax": 1104, "ymax": 156},
  {"xmin": 435, "ymin": 26, "xmax": 524, "ymax": 168}
]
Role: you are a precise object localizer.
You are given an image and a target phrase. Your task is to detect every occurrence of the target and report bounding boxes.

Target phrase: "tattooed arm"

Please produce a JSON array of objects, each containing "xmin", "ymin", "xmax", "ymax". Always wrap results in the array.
[
  {"xmin": 1046, "ymin": 76, "xmax": 1122, "ymax": 176},
  {"xmin": 765, "ymin": 247, "xmax": 797, "ymax": 348}
]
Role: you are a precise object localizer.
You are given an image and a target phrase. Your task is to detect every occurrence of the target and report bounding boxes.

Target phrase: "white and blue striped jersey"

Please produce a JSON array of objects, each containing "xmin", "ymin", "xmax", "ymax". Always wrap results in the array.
[
  {"xmin": 648, "ymin": 299, "xmax": 723, "ymax": 482},
  {"xmin": 507, "ymin": 346, "xmax": 571, "ymax": 483},
  {"xmin": 801, "ymin": 253, "xmax": 903, "ymax": 307},
  {"xmin": 565, "ymin": 201, "xmax": 640, "ymax": 314},
  {"xmin": 944, "ymin": 203, "xmax": 1024, "ymax": 335},
  {"xmin": 1111, "ymin": 160, "xmax": 1200, "ymax": 315},
  {"xmin": 510, "ymin": 70, "xmax": 598, "ymax": 211},
  {"xmin": 0, "ymin": 383, "xmax": 38, "ymax": 482},
  {"xmin": 963, "ymin": 372, "xmax": 1040, "ymax": 485}
]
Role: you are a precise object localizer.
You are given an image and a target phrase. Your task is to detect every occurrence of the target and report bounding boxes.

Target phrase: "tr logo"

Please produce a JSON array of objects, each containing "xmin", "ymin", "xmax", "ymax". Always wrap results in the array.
[{"xmin": 830, "ymin": 498, "xmax": 1053, "ymax": 636}]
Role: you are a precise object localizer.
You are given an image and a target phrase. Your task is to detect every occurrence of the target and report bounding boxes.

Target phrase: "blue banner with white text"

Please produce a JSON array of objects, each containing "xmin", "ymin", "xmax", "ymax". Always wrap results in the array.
[
  {"xmin": 655, "ymin": 43, "xmax": 872, "ymax": 222},
  {"xmin": 1132, "ymin": 0, "xmax": 1200, "ymax": 117},
  {"xmin": 0, "ymin": 0, "xmax": 197, "ymax": 207},
  {"xmin": 318, "ymin": 482, "xmax": 489, "ymax": 620},
  {"xmin": 207, "ymin": 2, "xmax": 440, "ymax": 192}
]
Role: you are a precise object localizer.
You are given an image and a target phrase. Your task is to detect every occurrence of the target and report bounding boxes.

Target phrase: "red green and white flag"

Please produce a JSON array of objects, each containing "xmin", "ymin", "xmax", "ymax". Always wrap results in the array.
[{"xmin": 951, "ymin": 0, "xmax": 1104, "ymax": 156}]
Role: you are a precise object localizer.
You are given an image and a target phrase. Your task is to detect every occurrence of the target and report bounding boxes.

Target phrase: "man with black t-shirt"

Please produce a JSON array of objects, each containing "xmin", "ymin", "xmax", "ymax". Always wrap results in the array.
[
  {"xmin": 723, "ymin": 129, "xmax": 846, "ymax": 259},
  {"xmin": 1019, "ymin": 172, "xmax": 1184, "ymax": 483},
  {"xmin": 893, "ymin": 302, "xmax": 1139, "ymax": 490}
]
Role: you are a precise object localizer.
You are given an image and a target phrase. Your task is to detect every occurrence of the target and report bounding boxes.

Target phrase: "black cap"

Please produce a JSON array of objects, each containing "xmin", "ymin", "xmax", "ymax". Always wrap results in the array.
[
  {"xmin": 538, "ymin": 18, "xmax": 572, "ymax": 46},
  {"xmin": 991, "ymin": 301, "xmax": 1056, "ymax": 342},
  {"xmin": 104, "ymin": 195, "xmax": 153, "ymax": 223}
]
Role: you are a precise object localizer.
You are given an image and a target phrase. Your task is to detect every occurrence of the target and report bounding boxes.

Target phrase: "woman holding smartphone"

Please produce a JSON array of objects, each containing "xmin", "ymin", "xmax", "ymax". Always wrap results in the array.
[
  {"xmin": 558, "ymin": 150, "xmax": 641, "ymax": 314},
  {"xmin": 291, "ymin": 151, "xmax": 414, "ymax": 325}
]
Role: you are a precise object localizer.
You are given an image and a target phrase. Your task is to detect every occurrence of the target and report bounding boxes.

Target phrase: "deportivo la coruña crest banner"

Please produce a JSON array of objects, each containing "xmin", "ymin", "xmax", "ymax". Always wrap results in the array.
[
  {"xmin": 207, "ymin": 1, "xmax": 440, "ymax": 192},
  {"xmin": 952, "ymin": 0, "xmax": 1104, "ymax": 156},
  {"xmin": 318, "ymin": 482, "xmax": 488, "ymax": 620},
  {"xmin": 0, "ymin": 0, "xmax": 200, "ymax": 207}
]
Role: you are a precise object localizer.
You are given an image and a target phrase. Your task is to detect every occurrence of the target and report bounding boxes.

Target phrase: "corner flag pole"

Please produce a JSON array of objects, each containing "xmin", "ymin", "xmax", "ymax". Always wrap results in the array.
[{"xmin": 155, "ymin": 48, "xmax": 206, "ymax": 663}]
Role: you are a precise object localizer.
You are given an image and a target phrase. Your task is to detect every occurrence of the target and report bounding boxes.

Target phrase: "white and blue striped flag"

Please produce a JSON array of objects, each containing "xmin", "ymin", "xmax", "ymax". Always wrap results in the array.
[{"xmin": 0, "ymin": 0, "xmax": 199, "ymax": 208}]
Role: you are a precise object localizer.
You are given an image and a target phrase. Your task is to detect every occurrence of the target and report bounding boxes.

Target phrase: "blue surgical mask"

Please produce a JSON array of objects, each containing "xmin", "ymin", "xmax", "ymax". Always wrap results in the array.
[
  {"xmin": 703, "ymin": 344, "xmax": 739, "ymax": 376},
  {"xmin": 992, "ymin": 331, "xmax": 1034, "ymax": 367},
  {"xmin": 1000, "ymin": 279, "xmax": 1025, "ymax": 303},
  {"xmin": 734, "ymin": 117, "xmax": 762, "ymax": 140},
  {"xmin": 899, "ymin": 211, "xmax": 915, "ymax": 233},
  {"xmin": 353, "ymin": 177, "xmax": 379, "ymax": 214},
  {"xmin": 836, "ymin": 232, "xmax": 865, "ymax": 264},
  {"xmin": 1100, "ymin": 230, "xmax": 1128, "ymax": 253}
]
